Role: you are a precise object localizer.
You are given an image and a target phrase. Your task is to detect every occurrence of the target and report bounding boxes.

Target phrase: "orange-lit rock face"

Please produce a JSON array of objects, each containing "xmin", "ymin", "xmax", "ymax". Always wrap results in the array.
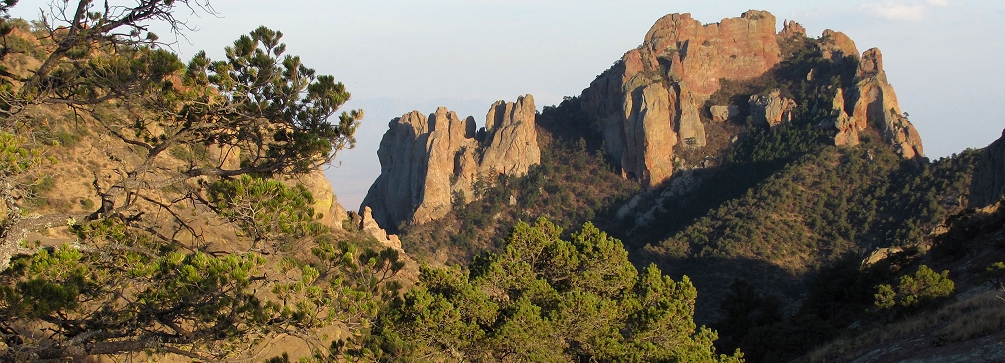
[
  {"xmin": 581, "ymin": 10, "xmax": 927, "ymax": 190},
  {"xmin": 847, "ymin": 48, "xmax": 925, "ymax": 160},
  {"xmin": 642, "ymin": 11, "xmax": 782, "ymax": 98},
  {"xmin": 582, "ymin": 10, "xmax": 783, "ymax": 188},
  {"xmin": 820, "ymin": 29, "xmax": 859, "ymax": 63}
]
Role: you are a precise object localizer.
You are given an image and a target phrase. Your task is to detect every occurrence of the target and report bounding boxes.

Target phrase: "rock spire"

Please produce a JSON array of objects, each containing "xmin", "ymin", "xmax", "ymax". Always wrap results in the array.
[{"xmin": 361, "ymin": 95, "xmax": 540, "ymax": 229}]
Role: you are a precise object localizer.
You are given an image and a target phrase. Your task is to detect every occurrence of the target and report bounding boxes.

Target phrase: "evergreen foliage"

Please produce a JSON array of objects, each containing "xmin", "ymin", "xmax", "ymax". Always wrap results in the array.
[
  {"xmin": 346, "ymin": 218, "xmax": 741, "ymax": 362},
  {"xmin": 656, "ymin": 143, "xmax": 976, "ymax": 263},
  {"xmin": 0, "ymin": 187, "xmax": 404, "ymax": 360},
  {"xmin": 874, "ymin": 264, "xmax": 954, "ymax": 310},
  {"xmin": 209, "ymin": 175, "xmax": 329, "ymax": 252},
  {"xmin": 0, "ymin": 1, "xmax": 383, "ymax": 360}
]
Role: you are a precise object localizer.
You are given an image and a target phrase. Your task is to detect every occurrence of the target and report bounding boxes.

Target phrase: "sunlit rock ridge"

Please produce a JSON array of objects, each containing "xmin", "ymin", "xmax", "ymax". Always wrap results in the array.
[
  {"xmin": 581, "ymin": 10, "xmax": 924, "ymax": 188},
  {"xmin": 360, "ymin": 10, "xmax": 926, "ymax": 230}
]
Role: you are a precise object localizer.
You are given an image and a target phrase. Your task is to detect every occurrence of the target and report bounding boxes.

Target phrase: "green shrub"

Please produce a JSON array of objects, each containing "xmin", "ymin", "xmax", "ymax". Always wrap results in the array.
[
  {"xmin": 78, "ymin": 198, "xmax": 95, "ymax": 211},
  {"xmin": 874, "ymin": 265, "xmax": 954, "ymax": 310},
  {"xmin": 354, "ymin": 219, "xmax": 741, "ymax": 362}
]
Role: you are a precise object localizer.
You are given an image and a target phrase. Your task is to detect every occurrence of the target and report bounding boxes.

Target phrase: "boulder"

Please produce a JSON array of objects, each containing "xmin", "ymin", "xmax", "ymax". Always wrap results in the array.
[
  {"xmin": 361, "ymin": 95, "xmax": 541, "ymax": 229},
  {"xmin": 710, "ymin": 105, "xmax": 740, "ymax": 122},
  {"xmin": 969, "ymin": 129, "xmax": 1005, "ymax": 208},
  {"xmin": 749, "ymin": 89, "xmax": 796, "ymax": 127},
  {"xmin": 820, "ymin": 29, "xmax": 859, "ymax": 63}
]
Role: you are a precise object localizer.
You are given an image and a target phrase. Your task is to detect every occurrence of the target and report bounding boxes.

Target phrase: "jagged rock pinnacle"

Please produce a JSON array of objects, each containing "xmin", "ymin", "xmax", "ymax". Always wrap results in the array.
[{"xmin": 361, "ymin": 95, "xmax": 540, "ymax": 230}]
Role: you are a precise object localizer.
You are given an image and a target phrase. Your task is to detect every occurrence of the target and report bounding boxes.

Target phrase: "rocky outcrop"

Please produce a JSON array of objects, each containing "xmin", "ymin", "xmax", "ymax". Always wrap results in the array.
[
  {"xmin": 481, "ymin": 97, "xmax": 542, "ymax": 176},
  {"xmin": 582, "ymin": 10, "xmax": 782, "ymax": 188},
  {"xmin": 826, "ymin": 88, "xmax": 858, "ymax": 147},
  {"xmin": 361, "ymin": 95, "xmax": 540, "ymax": 229},
  {"xmin": 819, "ymin": 29, "xmax": 858, "ymax": 63},
  {"xmin": 749, "ymin": 89, "xmax": 796, "ymax": 127},
  {"xmin": 579, "ymin": 11, "xmax": 926, "ymax": 190},
  {"xmin": 359, "ymin": 206, "xmax": 404, "ymax": 253},
  {"xmin": 831, "ymin": 48, "xmax": 925, "ymax": 160},
  {"xmin": 287, "ymin": 171, "xmax": 348, "ymax": 230},
  {"xmin": 710, "ymin": 105, "xmax": 740, "ymax": 122},
  {"xmin": 621, "ymin": 82, "xmax": 677, "ymax": 185},
  {"xmin": 862, "ymin": 246, "xmax": 903, "ymax": 267},
  {"xmin": 969, "ymin": 129, "xmax": 1005, "ymax": 208},
  {"xmin": 779, "ymin": 20, "xmax": 806, "ymax": 39}
]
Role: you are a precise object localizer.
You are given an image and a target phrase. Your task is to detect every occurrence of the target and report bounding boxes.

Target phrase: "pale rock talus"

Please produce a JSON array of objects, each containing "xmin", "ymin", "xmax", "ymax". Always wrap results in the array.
[{"xmin": 710, "ymin": 105, "xmax": 740, "ymax": 122}]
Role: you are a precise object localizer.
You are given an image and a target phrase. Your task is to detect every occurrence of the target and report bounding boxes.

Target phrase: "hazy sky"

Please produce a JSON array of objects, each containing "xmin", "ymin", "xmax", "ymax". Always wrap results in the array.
[{"xmin": 11, "ymin": 0, "xmax": 1005, "ymax": 210}]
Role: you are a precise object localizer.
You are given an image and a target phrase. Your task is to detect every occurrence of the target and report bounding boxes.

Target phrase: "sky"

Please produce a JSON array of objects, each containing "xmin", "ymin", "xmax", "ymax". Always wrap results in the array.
[{"xmin": 11, "ymin": 0, "xmax": 1005, "ymax": 210}]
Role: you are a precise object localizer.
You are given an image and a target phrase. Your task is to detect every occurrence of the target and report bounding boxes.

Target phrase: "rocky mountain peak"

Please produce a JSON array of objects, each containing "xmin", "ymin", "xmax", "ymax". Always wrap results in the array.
[
  {"xmin": 581, "ymin": 10, "xmax": 926, "ymax": 190},
  {"xmin": 583, "ymin": 10, "xmax": 784, "ymax": 188},
  {"xmin": 361, "ymin": 95, "xmax": 540, "ymax": 230},
  {"xmin": 820, "ymin": 29, "xmax": 859, "ymax": 63},
  {"xmin": 835, "ymin": 47, "xmax": 925, "ymax": 160}
]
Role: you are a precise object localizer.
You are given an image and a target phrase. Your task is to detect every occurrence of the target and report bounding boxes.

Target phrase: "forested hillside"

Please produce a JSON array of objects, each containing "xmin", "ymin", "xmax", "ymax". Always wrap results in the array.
[
  {"xmin": 0, "ymin": 2, "xmax": 738, "ymax": 362},
  {"xmin": 370, "ymin": 10, "xmax": 1004, "ymax": 363},
  {"xmin": 2, "ymin": 2, "xmax": 1004, "ymax": 362}
]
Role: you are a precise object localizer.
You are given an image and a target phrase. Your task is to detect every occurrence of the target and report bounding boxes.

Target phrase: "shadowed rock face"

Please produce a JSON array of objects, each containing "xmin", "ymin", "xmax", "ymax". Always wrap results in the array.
[
  {"xmin": 581, "ymin": 10, "xmax": 925, "ymax": 189},
  {"xmin": 970, "ymin": 130, "xmax": 1005, "ymax": 208},
  {"xmin": 361, "ymin": 95, "xmax": 540, "ymax": 230}
]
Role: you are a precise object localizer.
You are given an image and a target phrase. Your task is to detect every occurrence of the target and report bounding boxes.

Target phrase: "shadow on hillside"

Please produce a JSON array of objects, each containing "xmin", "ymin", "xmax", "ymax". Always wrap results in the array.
[
  {"xmin": 641, "ymin": 253, "xmax": 806, "ymax": 325},
  {"xmin": 621, "ymin": 160, "xmax": 791, "ymax": 250}
]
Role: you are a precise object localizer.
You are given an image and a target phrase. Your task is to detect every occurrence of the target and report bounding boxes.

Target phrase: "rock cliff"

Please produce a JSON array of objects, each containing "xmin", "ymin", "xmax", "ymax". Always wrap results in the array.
[
  {"xmin": 580, "ymin": 11, "xmax": 925, "ymax": 189},
  {"xmin": 834, "ymin": 48, "xmax": 925, "ymax": 160},
  {"xmin": 286, "ymin": 171, "xmax": 348, "ymax": 230},
  {"xmin": 969, "ymin": 129, "xmax": 1005, "ymax": 208},
  {"xmin": 361, "ymin": 95, "xmax": 540, "ymax": 230},
  {"xmin": 582, "ymin": 10, "xmax": 781, "ymax": 187}
]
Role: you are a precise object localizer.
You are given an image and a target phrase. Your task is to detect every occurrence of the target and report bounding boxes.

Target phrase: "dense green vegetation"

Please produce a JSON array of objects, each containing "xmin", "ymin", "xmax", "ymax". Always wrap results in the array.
[
  {"xmin": 655, "ymin": 142, "xmax": 975, "ymax": 263},
  {"xmin": 342, "ymin": 219, "xmax": 741, "ymax": 362},
  {"xmin": 874, "ymin": 265, "xmax": 955, "ymax": 311},
  {"xmin": 209, "ymin": 175, "xmax": 330, "ymax": 252},
  {"xmin": 1, "ymin": 176, "xmax": 405, "ymax": 361}
]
